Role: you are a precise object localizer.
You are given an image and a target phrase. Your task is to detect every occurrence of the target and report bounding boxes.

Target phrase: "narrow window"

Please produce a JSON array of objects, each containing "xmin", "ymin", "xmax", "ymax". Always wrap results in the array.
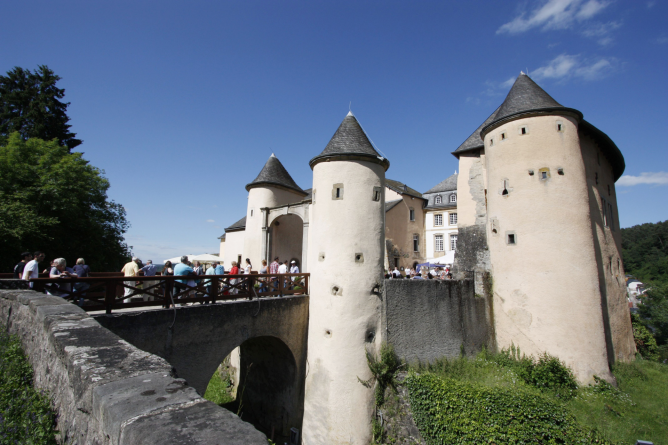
[
  {"xmin": 541, "ymin": 172, "xmax": 547, "ymax": 179},
  {"xmin": 501, "ymin": 132, "xmax": 506, "ymax": 140},
  {"xmin": 434, "ymin": 214, "xmax": 443, "ymax": 226},
  {"xmin": 435, "ymin": 235, "xmax": 444, "ymax": 252},
  {"xmin": 508, "ymin": 234, "xmax": 516, "ymax": 244},
  {"xmin": 556, "ymin": 121, "xmax": 564, "ymax": 132},
  {"xmin": 450, "ymin": 234, "xmax": 458, "ymax": 251},
  {"xmin": 313, "ymin": 190, "xmax": 316, "ymax": 204},
  {"xmin": 502, "ymin": 180, "xmax": 509, "ymax": 196},
  {"xmin": 521, "ymin": 127, "xmax": 527, "ymax": 135},
  {"xmin": 332, "ymin": 183, "xmax": 344, "ymax": 200},
  {"xmin": 413, "ymin": 234, "xmax": 419, "ymax": 252},
  {"xmin": 595, "ymin": 173, "xmax": 599, "ymax": 184},
  {"xmin": 450, "ymin": 194, "xmax": 457, "ymax": 203},
  {"xmin": 250, "ymin": 209, "xmax": 253, "ymax": 217},
  {"xmin": 435, "ymin": 195, "xmax": 442, "ymax": 204},
  {"xmin": 409, "ymin": 208, "xmax": 415, "ymax": 221},
  {"xmin": 372, "ymin": 186, "xmax": 381, "ymax": 202},
  {"xmin": 490, "ymin": 138, "xmax": 494, "ymax": 146},
  {"xmin": 602, "ymin": 197, "xmax": 608, "ymax": 227},
  {"xmin": 449, "ymin": 213, "xmax": 458, "ymax": 225}
]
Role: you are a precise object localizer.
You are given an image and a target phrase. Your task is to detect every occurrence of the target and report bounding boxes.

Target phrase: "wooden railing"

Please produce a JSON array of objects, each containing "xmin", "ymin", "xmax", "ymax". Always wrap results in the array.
[{"xmin": 25, "ymin": 273, "xmax": 309, "ymax": 314}]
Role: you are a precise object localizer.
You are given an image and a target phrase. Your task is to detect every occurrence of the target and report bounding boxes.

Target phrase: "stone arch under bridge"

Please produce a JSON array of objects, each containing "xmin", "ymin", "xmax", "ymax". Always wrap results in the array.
[
  {"xmin": 95, "ymin": 295, "xmax": 309, "ymax": 439},
  {"xmin": 262, "ymin": 201, "xmax": 310, "ymax": 272}
]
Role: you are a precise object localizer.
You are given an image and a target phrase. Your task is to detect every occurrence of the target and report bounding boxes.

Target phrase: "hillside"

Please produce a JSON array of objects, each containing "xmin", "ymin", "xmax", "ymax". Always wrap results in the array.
[{"xmin": 622, "ymin": 220, "xmax": 668, "ymax": 284}]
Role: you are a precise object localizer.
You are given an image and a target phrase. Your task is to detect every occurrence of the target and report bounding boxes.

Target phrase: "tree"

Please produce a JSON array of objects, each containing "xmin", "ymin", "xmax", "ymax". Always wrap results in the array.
[
  {"xmin": 0, "ymin": 65, "xmax": 82, "ymax": 151},
  {"xmin": 0, "ymin": 133, "xmax": 130, "ymax": 272}
]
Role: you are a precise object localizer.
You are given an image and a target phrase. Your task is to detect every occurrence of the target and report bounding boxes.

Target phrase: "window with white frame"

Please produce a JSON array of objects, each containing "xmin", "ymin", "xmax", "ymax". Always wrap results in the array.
[
  {"xmin": 434, "ymin": 214, "xmax": 443, "ymax": 226},
  {"xmin": 435, "ymin": 195, "xmax": 442, "ymax": 204},
  {"xmin": 449, "ymin": 213, "xmax": 458, "ymax": 225},
  {"xmin": 435, "ymin": 235, "xmax": 444, "ymax": 252},
  {"xmin": 413, "ymin": 234, "xmax": 419, "ymax": 252},
  {"xmin": 450, "ymin": 234, "xmax": 458, "ymax": 251},
  {"xmin": 450, "ymin": 194, "xmax": 457, "ymax": 203}
]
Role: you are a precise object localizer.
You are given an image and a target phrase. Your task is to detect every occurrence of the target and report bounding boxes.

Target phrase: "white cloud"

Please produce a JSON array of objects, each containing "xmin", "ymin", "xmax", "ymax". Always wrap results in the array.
[
  {"xmin": 617, "ymin": 172, "xmax": 668, "ymax": 186},
  {"xmin": 531, "ymin": 53, "xmax": 617, "ymax": 81},
  {"xmin": 498, "ymin": 0, "xmax": 618, "ymax": 45},
  {"xmin": 206, "ymin": 219, "xmax": 215, "ymax": 223},
  {"xmin": 498, "ymin": 0, "xmax": 611, "ymax": 34},
  {"xmin": 655, "ymin": 36, "xmax": 668, "ymax": 44},
  {"xmin": 647, "ymin": 1, "xmax": 656, "ymax": 8}
]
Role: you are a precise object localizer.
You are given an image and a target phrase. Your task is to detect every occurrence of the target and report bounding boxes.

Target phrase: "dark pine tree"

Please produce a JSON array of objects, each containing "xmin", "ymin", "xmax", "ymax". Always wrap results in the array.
[{"xmin": 0, "ymin": 65, "xmax": 82, "ymax": 151}]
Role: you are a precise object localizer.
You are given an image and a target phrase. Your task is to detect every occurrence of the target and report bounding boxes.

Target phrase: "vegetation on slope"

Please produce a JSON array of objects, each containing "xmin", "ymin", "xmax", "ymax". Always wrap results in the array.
[
  {"xmin": 621, "ymin": 220, "xmax": 668, "ymax": 285},
  {"xmin": 367, "ymin": 345, "xmax": 668, "ymax": 445},
  {"xmin": 0, "ymin": 329, "xmax": 56, "ymax": 444}
]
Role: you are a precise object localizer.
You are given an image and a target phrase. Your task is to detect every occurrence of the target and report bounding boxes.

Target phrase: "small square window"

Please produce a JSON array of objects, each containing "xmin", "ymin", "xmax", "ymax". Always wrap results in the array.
[
  {"xmin": 506, "ymin": 232, "xmax": 517, "ymax": 245},
  {"xmin": 450, "ymin": 194, "xmax": 457, "ymax": 203},
  {"xmin": 372, "ymin": 186, "xmax": 381, "ymax": 202},
  {"xmin": 539, "ymin": 168, "xmax": 550, "ymax": 180},
  {"xmin": 332, "ymin": 183, "xmax": 344, "ymax": 200},
  {"xmin": 520, "ymin": 127, "xmax": 528, "ymax": 135},
  {"xmin": 556, "ymin": 121, "xmax": 564, "ymax": 132}
]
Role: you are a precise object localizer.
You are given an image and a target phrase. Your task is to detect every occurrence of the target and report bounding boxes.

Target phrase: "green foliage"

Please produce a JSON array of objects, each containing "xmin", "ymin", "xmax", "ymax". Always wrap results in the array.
[
  {"xmin": 0, "ymin": 65, "xmax": 81, "ymax": 150},
  {"xmin": 0, "ymin": 329, "xmax": 57, "ymax": 444},
  {"xmin": 637, "ymin": 282, "xmax": 668, "ymax": 348},
  {"xmin": 405, "ymin": 372, "xmax": 613, "ymax": 445},
  {"xmin": 621, "ymin": 220, "xmax": 668, "ymax": 285},
  {"xmin": 359, "ymin": 343, "xmax": 402, "ymax": 407},
  {"xmin": 203, "ymin": 367, "xmax": 234, "ymax": 406},
  {"xmin": 631, "ymin": 314, "xmax": 660, "ymax": 361},
  {"xmin": 0, "ymin": 133, "xmax": 131, "ymax": 272}
]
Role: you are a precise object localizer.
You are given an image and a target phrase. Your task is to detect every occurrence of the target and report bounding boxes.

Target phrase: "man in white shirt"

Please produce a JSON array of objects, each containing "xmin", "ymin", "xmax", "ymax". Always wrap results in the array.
[
  {"xmin": 22, "ymin": 251, "xmax": 45, "ymax": 288},
  {"xmin": 278, "ymin": 261, "xmax": 288, "ymax": 274},
  {"xmin": 290, "ymin": 260, "xmax": 299, "ymax": 274}
]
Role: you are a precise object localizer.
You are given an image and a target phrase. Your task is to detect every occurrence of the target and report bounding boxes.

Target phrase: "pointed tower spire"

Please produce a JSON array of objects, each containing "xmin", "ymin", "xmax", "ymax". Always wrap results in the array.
[
  {"xmin": 245, "ymin": 154, "xmax": 306, "ymax": 194},
  {"xmin": 482, "ymin": 73, "xmax": 582, "ymax": 136},
  {"xmin": 309, "ymin": 113, "xmax": 389, "ymax": 170}
]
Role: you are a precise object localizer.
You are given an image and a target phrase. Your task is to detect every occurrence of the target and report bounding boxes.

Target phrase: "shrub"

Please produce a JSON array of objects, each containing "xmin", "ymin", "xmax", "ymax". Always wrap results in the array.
[
  {"xmin": 405, "ymin": 372, "xmax": 614, "ymax": 445},
  {"xmin": 359, "ymin": 343, "xmax": 402, "ymax": 406},
  {"xmin": 0, "ymin": 330, "xmax": 57, "ymax": 444},
  {"xmin": 632, "ymin": 314, "xmax": 660, "ymax": 361}
]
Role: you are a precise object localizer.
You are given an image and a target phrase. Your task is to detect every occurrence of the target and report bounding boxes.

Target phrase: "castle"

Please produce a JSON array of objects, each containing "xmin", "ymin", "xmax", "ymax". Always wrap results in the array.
[{"xmin": 217, "ymin": 72, "xmax": 635, "ymax": 444}]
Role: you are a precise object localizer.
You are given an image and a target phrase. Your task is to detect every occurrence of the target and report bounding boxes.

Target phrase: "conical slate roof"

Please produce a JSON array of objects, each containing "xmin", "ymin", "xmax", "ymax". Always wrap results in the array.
[
  {"xmin": 309, "ymin": 112, "xmax": 390, "ymax": 170},
  {"xmin": 452, "ymin": 106, "xmax": 501, "ymax": 156},
  {"xmin": 425, "ymin": 172, "xmax": 458, "ymax": 194},
  {"xmin": 483, "ymin": 73, "xmax": 582, "ymax": 134},
  {"xmin": 245, "ymin": 154, "xmax": 306, "ymax": 194}
]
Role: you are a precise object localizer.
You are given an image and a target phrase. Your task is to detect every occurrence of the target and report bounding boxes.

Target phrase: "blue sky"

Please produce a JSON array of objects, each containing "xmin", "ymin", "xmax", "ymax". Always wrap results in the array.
[{"xmin": 2, "ymin": 0, "xmax": 667, "ymax": 262}]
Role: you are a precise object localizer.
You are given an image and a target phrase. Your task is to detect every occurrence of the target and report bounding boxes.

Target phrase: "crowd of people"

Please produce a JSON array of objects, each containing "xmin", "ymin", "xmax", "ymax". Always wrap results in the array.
[
  {"xmin": 10, "ymin": 250, "xmax": 304, "ymax": 305},
  {"xmin": 386, "ymin": 265, "xmax": 453, "ymax": 280}
]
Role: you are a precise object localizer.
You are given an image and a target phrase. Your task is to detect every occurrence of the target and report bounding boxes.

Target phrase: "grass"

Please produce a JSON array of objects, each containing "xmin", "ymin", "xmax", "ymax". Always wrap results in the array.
[
  {"xmin": 203, "ymin": 366, "xmax": 235, "ymax": 406},
  {"xmin": 410, "ymin": 350, "xmax": 668, "ymax": 445},
  {"xmin": 0, "ymin": 328, "xmax": 57, "ymax": 444}
]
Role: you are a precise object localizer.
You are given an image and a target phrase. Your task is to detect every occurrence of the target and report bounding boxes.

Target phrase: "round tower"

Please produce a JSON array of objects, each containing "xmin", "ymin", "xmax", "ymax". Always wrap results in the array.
[
  {"xmin": 479, "ymin": 73, "xmax": 632, "ymax": 383},
  {"xmin": 302, "ymin": 112, "xmax": 389, "ymax": 445},
  {"xmin": 243, "ymin": 154, "xmax": 307, "ymax": 267}
]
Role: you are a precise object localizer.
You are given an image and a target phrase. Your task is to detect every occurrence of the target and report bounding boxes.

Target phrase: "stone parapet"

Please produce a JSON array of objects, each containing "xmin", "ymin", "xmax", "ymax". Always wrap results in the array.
[{"xmin": 0, "ymin": 289, "xmax": 267, "ymax": 445}]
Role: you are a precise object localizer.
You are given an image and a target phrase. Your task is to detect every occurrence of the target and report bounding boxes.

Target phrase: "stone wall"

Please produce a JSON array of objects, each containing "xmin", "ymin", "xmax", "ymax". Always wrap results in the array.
[
  {"xmin": 0, "ymin": 289, "xmax": 267, "ymax": 445},
  {"xmin": 382, "ymin": 279, "xmax": 495, "ymax": 363}
]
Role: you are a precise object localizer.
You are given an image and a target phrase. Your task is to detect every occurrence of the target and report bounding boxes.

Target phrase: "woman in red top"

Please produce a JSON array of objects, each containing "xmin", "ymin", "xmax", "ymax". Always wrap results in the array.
[{"xmin": 229, "ymin": 261, "xmax": 240, "ymax": 295}]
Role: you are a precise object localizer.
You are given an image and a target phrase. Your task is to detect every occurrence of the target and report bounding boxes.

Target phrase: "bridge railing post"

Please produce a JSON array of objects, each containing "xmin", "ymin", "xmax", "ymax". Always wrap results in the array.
[
  {"xmin": 211, "ymin": 276, "xmax": 218, "ymax": 304},
  {"xmin": 104, "ymin": 279, "xmax": 116, "ymax": 314}
]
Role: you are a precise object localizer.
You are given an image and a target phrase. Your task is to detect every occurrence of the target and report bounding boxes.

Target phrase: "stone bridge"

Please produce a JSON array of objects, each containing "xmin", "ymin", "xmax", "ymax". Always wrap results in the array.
[{"xmin": 95, "ymin": 295, "xmax": 309, "ymax": 439}]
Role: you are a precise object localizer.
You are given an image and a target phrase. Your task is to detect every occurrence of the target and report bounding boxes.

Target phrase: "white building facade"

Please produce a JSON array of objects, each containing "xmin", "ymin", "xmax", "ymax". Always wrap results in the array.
[{"xmin": 423, "ymin": 173, "xmax": 458, "ymax": 266}]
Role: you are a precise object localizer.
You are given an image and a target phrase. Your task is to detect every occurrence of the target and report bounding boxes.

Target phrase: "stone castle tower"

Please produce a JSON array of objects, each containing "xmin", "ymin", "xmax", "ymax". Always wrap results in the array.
[
  {"xmin": 301, "ymin": 112, "xmax": 389, "ymax": 445},
  {"xmin": 243, "ymin": 154, "xmax": 307, "ymax": 267},
  {"xmin": 453, "ymin": 73, "xmax": 635, "ymax": 382}
]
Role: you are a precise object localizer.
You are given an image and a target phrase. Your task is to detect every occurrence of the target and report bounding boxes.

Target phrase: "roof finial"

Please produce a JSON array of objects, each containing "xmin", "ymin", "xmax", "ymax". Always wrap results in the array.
[
  {"xmin": 347, "ymin": 102, "xmax": 353, "ymax": 117},
  {"xmin": 520, "ymin": 70, "xmax": 525, "ymax": 75},
  {"xmin": 455, "ymin": 170, "xmax": 457, "ymax": 174},
  {"xmin": 270, "ymin": 153, "xmax": 276, "ymax": 158}
]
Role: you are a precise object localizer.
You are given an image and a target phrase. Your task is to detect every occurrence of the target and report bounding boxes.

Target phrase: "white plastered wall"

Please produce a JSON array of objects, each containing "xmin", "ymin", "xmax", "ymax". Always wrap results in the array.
[
  {"xmin": 484, "ymin": 114, "xmax": 612, "ymax": 383},
  {"xmin": 424, "ymin": 207, "xmax": 458, "ymax": 263},
  {"xmin": 302, "ymin": 160, "xmax": 385, "ymax": 445},
  {"xmin": 223, "ymin": 230, "xmax": 245, "ymax": 269}
]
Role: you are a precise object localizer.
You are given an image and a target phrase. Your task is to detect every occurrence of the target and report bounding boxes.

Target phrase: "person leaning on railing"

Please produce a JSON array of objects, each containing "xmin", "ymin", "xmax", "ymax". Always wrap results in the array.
[
  {"xmin": 47, "ymin": 258, "xmax": 78, "ymax": 297},
  {"xmin": 259, "ymin": 260, "xmax": 268, "ymax": 292}
]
